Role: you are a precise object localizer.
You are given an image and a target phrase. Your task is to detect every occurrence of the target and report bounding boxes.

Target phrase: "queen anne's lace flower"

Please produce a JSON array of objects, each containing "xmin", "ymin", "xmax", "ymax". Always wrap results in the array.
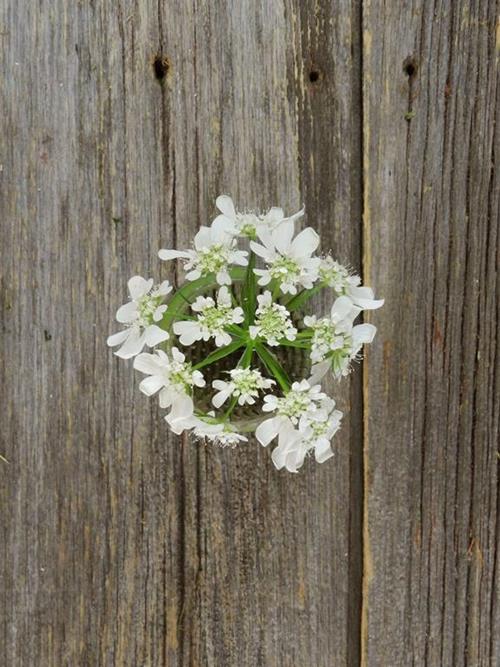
[
  {"xmin": 250, "ymin": 221, "xmax": 320, "ymax": 294},
  {"xmin": 306, "ymin": 296, "xmax": 377, "ymax": 380},
  {"xmin": 191, "ymin": 418, "xmax": 248, "ymax": 447},
  {"xmin": 319, "ymin": 255, "xmax": 384, "ymax": 310},
  {"xmin": 133, "ymin": 347, "xmax": 205, "ymax": 433},
  {"xmin": 212, "ymin": 367, "xmax": 275, "ymax": 408},
  {"xmin": 249, "ymin": 291, "xmax": 297, "ymax": 346},
  {"xmin": 213, "ymin": 194, "xmax": 304, "ymax": 239},
  {"xmin": 109, "ymin": 194, "xmax": 383, "ymax": 473},
  {"xmin": 158, "ymin": 217, "xmax": 248, "ymax": 285},
  {"xmin": 107, "ymin": 276, "xmax": 172, "ymax": 358},
  {"xmin": 255, "ymin": 380, "xmax": 329, "ymax": 446},
  {"xmin": 271, "ymin": 404, "xmax": 343, "ymax": 473},
  {"xmin": 174, "ymin": 286, "xmax": 244, "ymax": 347}
]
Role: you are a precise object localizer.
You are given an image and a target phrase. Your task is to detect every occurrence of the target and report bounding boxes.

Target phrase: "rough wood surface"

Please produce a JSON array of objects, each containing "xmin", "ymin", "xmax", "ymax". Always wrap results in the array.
[
  {"xmin": 0, "ymin": 1, "xmax": 497, "ymax": 666},
  {"xmin": 361, "ymin": 1, "xmax": 499, "ymax": 666}
]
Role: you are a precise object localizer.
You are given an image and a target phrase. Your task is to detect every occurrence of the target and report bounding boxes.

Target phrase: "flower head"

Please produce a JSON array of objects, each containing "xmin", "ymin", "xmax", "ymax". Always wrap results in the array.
[
  {"xmin": 249, "ymin": 291, "xmax": 297, "ymax": 346},
  {"xmin": 133, "ymin": 347, "xmax": 205, "ymax": 433},
  {"xmin": 191, "ymin": 418, "xmax": 248, "ymax": 448},
  {"xmin": 214, "ymin": 194, "xmax": 304, "ymax": 239},
  {"xmin": 319, "ymin": 256, "xmax": 384, "ymax": 310},
  {"xmin": 107, "ymin": 276, "xmax": 172, "ymax": 358},
  {"xmin": 173, "ymin": 285, "xmax": 244, "ymax": 347},
  {"xmin": 250, "ymin": 221, "xmax": 320, "ymax": 294},
  {"xmin": 212, "ymin": 367, "xmax": 275, "ymax": 408},
  {"xmin": 158, "ymin": 217, "xmax": 248, "ymax": 285},
  {"xmin": 307, "ymin": 296, "xmax": 377, "ymax": 382},
  {"xmin": 255, "ymin": 379, "xmax": 328, "ymax": 447},
  {"xmin": 272, "ymin": 404, "xmax": 343, "ymax": 473}
]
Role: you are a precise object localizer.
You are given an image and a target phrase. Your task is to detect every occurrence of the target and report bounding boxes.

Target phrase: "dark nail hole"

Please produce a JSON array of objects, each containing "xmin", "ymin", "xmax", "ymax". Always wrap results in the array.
[
  {"xmin": 403, "ymin": 57, "xmax": 417, "ymax": 78},
  {"xmin": 308, "ymin": 69, "xmax": 321, "ymax": 83},
  {"xmin": 153, "ymin": 55, "xmax": 170, "ymax": 81},
  {"xmin": 44, "ymin": 330, "xmax": 52, "ymax": 341}
]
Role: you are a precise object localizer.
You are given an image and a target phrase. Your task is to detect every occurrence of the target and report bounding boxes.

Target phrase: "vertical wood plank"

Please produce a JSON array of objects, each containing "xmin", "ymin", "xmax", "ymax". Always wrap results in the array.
[
  {"xmin": 361, "ymin": 1, "xmax": 499, "ymax": 665},
  {"xmin": 1, "ymin": 1, "xmax": 364, "ymax": 665}
]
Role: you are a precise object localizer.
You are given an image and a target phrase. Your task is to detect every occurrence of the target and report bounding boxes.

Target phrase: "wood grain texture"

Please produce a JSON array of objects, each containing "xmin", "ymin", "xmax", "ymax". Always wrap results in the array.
[
  {"xmin": 361, "ymin": 1, "xmax": 499, "ymax": 666},
  {"xmin": 1, "ymin": 1, "xmax": 363, "ymax": 665},
  {"xmin": 0, "ymin": 1, "xmax": 497, "ymax": 666}
]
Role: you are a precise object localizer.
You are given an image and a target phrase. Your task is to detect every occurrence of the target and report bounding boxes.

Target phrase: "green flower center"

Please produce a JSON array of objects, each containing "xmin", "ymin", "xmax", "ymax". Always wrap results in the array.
[
  {"xmin": 169, "ymin": 360, "xmax": 195, "ymax": 391},
  {"xmin": 231, "ymin": 368, "xmax": 262, "ymax": 395},
  {"xmin": 277, "ymin": 389, "xmax": 313, "ymax": 420},
  {"xmin": 269, "ymin": 256, "xmax": 300, "ymax": 282},
  {"xmin": 199, "ymin": 303, "xmax": 232, "ymax": 333},
  {"xmin": 197, "ymin": 244, "xmax": 229, "ymax": 274},
  {"xmin": 255, "ymin": 304, "xmax": 292, "ymax": 341},
  {"xmin": 137, "ymin": 294, "xmax": 163, "ymax": 326}
]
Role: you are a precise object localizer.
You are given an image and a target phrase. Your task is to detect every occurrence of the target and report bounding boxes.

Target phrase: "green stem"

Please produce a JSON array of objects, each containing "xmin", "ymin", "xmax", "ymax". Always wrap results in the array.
[
  {"xmin": 286, "ymin": 283, "xmax": 326, "ymax": 312},
  {"xmin": 277, "ymin": 339, "xmax": 311, "ymax": 349},
  {"xmin": 255, "ymin": 343, "xmax": 291, "ymax": 392},
  {"xmin": 243, "ymin": 251, "xmax": 257, "ymax": 325},
  {"xmin": 192, "ymin": 339, "xmax": 244, "ymax": 371}
]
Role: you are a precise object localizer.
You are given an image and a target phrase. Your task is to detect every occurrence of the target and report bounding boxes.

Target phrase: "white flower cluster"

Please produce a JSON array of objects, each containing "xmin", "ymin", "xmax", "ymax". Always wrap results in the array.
[{"xmin": 108, "ymin": 195, "xmax": 383, "ymax": 472}]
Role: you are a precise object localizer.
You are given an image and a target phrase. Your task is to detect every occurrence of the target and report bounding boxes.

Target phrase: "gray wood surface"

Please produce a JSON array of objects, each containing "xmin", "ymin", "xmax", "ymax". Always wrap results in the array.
[{"xmin": 0, "ymin": 1, "xmax": 497, "ymax": 666}]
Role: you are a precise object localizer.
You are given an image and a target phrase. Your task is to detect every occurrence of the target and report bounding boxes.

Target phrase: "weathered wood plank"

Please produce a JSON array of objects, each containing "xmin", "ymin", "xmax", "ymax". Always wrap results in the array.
[
  {"xmin": 361, "ymin": 1, "xmax": 499, "ymax": 665},
  {"xmin": 1, "ymin": 1, "xmax": 364, "ymax": 665}
]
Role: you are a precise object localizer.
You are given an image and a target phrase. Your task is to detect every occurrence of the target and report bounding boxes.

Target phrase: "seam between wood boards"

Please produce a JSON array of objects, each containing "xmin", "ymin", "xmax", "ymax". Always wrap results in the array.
[{"xmin": 359, "ymin": 0, "xmax": 373, "ymax": 664}]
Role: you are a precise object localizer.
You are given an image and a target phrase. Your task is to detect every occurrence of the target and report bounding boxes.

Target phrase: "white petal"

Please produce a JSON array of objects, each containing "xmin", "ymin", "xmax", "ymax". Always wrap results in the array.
[
  {"xmin": 158, "ymin": 249, "xmax": 192, "ymax": 261},
  {"xmin": 107, "ymin": 329, "xmax": 130, "ymax": 347},
  {"xmin": 263, "ymin": 207, "xmax": 284, "ymax": 223},
  {"xmin": 232, "ymin": 307, "xmax": 244, "ymax": 323},
  {"xmin": 314, "ymin": 438, "xmax": 334, "ymax": 463},
  {"xmin": 215, "ymin": 332, "xmax": 232, "ymax": 347},
  {"xmin": 212, "ymin": 388, "xmax": 231, "ymax": 408},
  {"xmin": 273, "ymin": 220, "xmax": 295, "ymax": 254},
  {"xmin": 231, "ymin": 250, "xmax": 249, "ymax": 266},
  {"xmin": 284, "ymin": 447, "xmax": 305, "ymax": 473},
  {"xmin": 217, "ymin": 285, "xmax": 231, "ymax": 307},
  {"xmin": 255, "ymin": 416, "xmax": 283, "ymax": 446},
  {"xmin": 192, "ymin": 371, "xmax": 205, "ymax": 387},
  {"xmin": 134, "ymin": 352, "xmax": 165, "ymax": 375},
  {"xmin": 253, "ymin": 269, "xmax": 271, "ymax": 285},
  {"xmin": 139, "ymin": 375, "xmax": 165, "ymax": 396},
  {"xmin": 212, "ymin": 380, "xmax": 228, "ymax": 391},
  {"xmin": 115, "ymin": 329, "xmax": 147, "ymax": 359},
  {"xmin": 331, "ymin": 295, "xmax": 355, "ymax": 322},
  {"xmin": 347, "ymin": 286, "xmax": 385, "ymax": 310},
  {"xmin": 211, "ymin": 216, "xmax": 235, "ymax": 243},
  {"xmin": 145, "ymin": 324, "xmax": 169, "ymax": 347},
  {"xmin": 283, "ymin": 206, "xmax": 305, "ymax": 224},
  {"xmin": 173, "ymin": 321, "xmax": 201, "ymax": 345},
  {"xmin": 185, "ymin": 269, "xmax": 202, "ymax": 281},
  {"xmin": 166, "ymin": 395, "xmax": 195, "ymax": 433},
  {"xmin": 254, "ymin": 226, "xmax": 275, "ymax": 251},
  {"xmin": 158, "ymin": 280, "xmax": 173, "ymax": 295},
  {"xmin": 171, "ymin": 347, "xmax": 185, "ymax": 363},
  {"xmin": 290, "ymin": 227, "xmax": 319, "ymax": 258},
  {"xmin": 352, "ymin": 323, "xmax": 377, "ymax": 346},
  {"xmin": 216, "ymin": 270, "xmax": 231, "ymax": 285},
  {"xmin": 194, "ymin": 226, "xmax": 213, "ymax": 250},
  {"xmin": 249, "ymin": 241, "xmax": 273, "ymax": 260},
  {"xmin": 116, "ymin": 301, "xmax": 138, "ymax": 324},
  {"xmin": 128, "ymin": 276, "xmax": 153, "ymax": 300},
  {"xmin": 216, "ymin": 194, "xmax": 236, "ymax": 219},
  {"xmin": 308, "ymin": 361, "xmax": 330, "ymax": 386},
  {"xmin": 271, "ymin": 444, "xmax": 289, "ymax": 470}
]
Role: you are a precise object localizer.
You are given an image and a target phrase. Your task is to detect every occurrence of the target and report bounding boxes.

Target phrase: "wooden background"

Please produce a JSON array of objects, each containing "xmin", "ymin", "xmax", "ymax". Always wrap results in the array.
[{"xmin": 1, "ymin": 1, "xmax": 498, "ymax": 665}]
